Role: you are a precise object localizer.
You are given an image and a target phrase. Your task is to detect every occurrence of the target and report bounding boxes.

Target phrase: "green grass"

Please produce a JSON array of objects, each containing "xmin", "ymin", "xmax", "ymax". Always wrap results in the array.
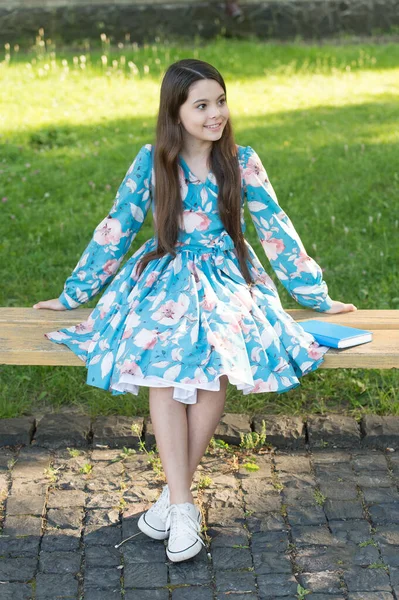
[{"xmin": 0, "ymin": 35, "xmax": 398, "ymax": 419}]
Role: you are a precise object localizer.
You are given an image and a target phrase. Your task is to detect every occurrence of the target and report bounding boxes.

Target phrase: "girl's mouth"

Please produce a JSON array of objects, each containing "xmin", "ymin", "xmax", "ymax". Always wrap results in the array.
[{"xmin": 204, "ymin": 122, "xmax": 222, "ymax": 130}]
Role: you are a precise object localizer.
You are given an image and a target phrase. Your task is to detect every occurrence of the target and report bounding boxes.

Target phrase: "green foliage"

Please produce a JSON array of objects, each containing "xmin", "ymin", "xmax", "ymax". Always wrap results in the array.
[
  {"xmin": 208, "ymin": 437, "xmax": 235, "ymax": 452},
  {"xmin": 197, "ymin": 475, "xmax": 213, "ymax": 489},
  {"xmin": 313, "ymin": 488, "xmax": 326, "ymax": 506},
  {"xmin": 239, "ymin": 419, "xmax": 267, "ymax": 450},
  {"xmin": 78, "ymin": 462, "xmax": 93, "ymax": 474},
  {"xmin": 242, "ymin": 461, "xmax": 260, "ymax": 472},
  {"xmin": 297, "ymin": 584, "xmax": 312, "ymax": 599}
]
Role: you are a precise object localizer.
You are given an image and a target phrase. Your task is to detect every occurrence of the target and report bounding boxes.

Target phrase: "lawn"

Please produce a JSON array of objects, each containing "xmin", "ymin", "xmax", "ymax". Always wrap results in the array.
[{"xmin": 1, "ymin": 34, "xmax": 398, "ymax": 420}]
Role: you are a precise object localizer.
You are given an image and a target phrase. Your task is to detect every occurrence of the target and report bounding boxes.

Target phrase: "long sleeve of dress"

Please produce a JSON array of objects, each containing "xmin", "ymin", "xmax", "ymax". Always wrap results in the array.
[
  {"xmin": 58, "ymin": 144, "xmax": 152, "ymax": 309},
  {"xmin": 243, "ymin": 145, "xmax": 333, "ymax": 312}
]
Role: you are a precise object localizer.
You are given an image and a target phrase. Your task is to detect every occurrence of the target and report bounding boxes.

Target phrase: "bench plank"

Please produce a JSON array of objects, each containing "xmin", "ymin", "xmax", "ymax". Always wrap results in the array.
[
  {"xmin": 0, "ymin": 309, "xmax": 398, "ymax": 369},
  {"xmin": 1, "ymin": 307, "xmax": 398, "ymax": 329}
]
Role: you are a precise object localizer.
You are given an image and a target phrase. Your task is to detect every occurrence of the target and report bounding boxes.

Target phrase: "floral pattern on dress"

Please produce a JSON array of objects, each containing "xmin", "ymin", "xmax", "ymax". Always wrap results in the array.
[{"xmin": 44, "ymin": 143, "xmax": 332, "ymax": 404}]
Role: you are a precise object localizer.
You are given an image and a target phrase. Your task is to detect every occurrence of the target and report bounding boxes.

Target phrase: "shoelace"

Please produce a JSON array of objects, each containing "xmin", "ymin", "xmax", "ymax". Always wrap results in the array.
[
  {"xmin": 150, "ymin": 485, "xmax": 170, "ymax": 518},
  {"xmin": 164, "ymin": 503, "xmax": 206, "ymax": 547}
]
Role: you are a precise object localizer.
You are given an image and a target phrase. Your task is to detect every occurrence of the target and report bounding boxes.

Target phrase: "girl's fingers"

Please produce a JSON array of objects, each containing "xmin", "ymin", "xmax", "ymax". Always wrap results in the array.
[
  {"xmin": 33, "ymin": 300, "xmax": 66, "ymax": 310},
  {"xmin": 324, "ymin": 301, "xmax": 357, "ymax": 314},
  {"xmin": 344, "ymin": 303, "xmax": 357, "ymax": 311}
]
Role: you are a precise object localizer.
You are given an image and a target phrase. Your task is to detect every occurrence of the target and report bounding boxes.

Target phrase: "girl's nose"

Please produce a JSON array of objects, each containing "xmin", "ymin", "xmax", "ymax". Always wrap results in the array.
[
  {"xmin": 210, "ymin": 109, "xmax": 221, "ymax": 119},
  {"xmin": 211, "ymin": 104, "xmax": 222, "ymax": 115}
]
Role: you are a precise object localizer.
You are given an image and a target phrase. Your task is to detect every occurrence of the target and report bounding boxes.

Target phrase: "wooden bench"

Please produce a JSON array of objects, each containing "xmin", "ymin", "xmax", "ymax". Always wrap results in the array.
[{"xmin": 0, "ymin": 308, "xmax": 398, "ymax": 369}]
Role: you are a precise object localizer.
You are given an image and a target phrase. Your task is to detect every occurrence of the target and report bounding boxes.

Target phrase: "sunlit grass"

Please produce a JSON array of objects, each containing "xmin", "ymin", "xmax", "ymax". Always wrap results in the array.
[{"xmin": 0, "ymin": 33, "xmax": 398, "ymax": 419}]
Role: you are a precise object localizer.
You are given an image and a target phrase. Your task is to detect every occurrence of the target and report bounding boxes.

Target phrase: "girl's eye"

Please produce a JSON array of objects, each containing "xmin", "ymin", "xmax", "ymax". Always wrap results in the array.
[{"xmin": 197, "ymin": 99, "xmax": 226, "ymax": 110}]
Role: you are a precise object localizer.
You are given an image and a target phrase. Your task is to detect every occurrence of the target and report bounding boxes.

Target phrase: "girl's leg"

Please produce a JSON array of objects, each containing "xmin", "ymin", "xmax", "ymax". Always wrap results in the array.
[
  {"xmin": 149, "ymin": 386, "xmax": 194, "ymax": 505},
  {"xmin": 186, "ymin": 375, "xmax": 229, "ymax": 481}
]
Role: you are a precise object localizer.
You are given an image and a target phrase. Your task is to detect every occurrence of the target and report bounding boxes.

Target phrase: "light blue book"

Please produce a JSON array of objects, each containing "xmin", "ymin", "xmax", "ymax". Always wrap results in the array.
[{"xmin": 299, "ymin": 319, "xmax": 373, "ymax": 349}]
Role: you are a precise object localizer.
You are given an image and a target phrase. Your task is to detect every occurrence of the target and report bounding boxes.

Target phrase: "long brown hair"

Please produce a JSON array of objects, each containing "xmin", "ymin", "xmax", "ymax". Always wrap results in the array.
[{"xmin": 135, "ymin": 58, "xmax": 255, "ymax": 285}]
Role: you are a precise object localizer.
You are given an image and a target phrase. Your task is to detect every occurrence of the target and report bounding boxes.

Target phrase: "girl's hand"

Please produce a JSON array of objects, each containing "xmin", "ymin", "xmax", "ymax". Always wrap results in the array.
[
  {"xmin": 33, "ymin": 299, "xmax": 68, "ymax": 311},
  {"xmin": 324, "ymin": 300, "xmax": 357, "ymax": 314}
]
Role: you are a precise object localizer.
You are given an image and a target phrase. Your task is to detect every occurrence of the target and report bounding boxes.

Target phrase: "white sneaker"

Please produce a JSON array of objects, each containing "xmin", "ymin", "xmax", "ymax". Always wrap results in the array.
[
  {"xmin": 137, "ymin": 484, "xmax": 170, "ymax": 540},
  {"xmin": 165, "ymin": 502, "xmax": 206, "ymax": 562}
]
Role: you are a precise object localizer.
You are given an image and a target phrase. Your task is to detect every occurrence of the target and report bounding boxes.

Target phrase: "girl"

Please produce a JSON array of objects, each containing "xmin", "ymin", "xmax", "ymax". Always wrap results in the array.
[{"xmin": 33, "ymin": 58, "xmax": 357, "ymax": 563}]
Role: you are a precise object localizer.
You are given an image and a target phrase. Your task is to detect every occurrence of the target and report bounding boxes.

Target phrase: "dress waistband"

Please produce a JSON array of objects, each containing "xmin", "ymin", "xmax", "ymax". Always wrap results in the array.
[
  {"xmin": 175, "ymin": 231, "xmax": 236, "ymax": 255},
  {"xmin": 176, "ymin": 232, "xmax": 253, "ymax": 287},
  {"xmin": 145, "ymin": 232, "xmax": 251, "ymax": 287}
]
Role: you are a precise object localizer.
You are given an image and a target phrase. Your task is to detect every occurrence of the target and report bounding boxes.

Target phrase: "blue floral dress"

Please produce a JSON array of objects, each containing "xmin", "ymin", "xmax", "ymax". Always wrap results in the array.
[{"xmin": 44, "ymin": 143, "xmax": 333, "ymax": 404}]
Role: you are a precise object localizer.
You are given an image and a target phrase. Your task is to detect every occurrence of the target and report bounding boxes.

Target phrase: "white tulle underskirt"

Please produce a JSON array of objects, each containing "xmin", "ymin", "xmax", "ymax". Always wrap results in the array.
[{"xmin": 110, "ymin": 372, "xmax": 250, "ymax": 405}]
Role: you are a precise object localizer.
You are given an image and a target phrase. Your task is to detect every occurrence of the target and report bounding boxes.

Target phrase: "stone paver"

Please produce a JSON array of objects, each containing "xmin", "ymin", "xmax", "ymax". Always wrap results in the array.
[
  {"xmin": 34, "ymin": 413, "xmax": 91, "ymax": 449},
  {"xmin": 307, "ymin": 414, "xmax": 361, "ymax": 449},
  {"xmin": 0, "ymin": 413, "xmax": 399, "ymax": 599},
  {"xmin": 91, "ymin": 415, "xmax": 144, "ymax": 449}
]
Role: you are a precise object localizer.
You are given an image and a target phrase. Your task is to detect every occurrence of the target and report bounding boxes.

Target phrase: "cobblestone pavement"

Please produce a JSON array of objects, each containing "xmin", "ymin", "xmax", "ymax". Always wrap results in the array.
[{"xmin": 1, "ymin": 439, "xmax": 399, "ymax": 600}]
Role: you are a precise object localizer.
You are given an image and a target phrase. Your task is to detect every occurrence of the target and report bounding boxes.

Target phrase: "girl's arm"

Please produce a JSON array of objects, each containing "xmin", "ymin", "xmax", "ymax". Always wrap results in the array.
[
  {"xmin": 58, "ymin": 144, "xmax": 152, "ymax": 309},
  {"xmin": 243, "ymin": 145, "xmax": 333, "ymax": 312}
]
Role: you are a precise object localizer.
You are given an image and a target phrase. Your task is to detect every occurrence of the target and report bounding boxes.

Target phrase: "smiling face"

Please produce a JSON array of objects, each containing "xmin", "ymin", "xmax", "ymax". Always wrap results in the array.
[{"xmin": 178, "ymin": 78, "xmax": 230, "ymax": 143}]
